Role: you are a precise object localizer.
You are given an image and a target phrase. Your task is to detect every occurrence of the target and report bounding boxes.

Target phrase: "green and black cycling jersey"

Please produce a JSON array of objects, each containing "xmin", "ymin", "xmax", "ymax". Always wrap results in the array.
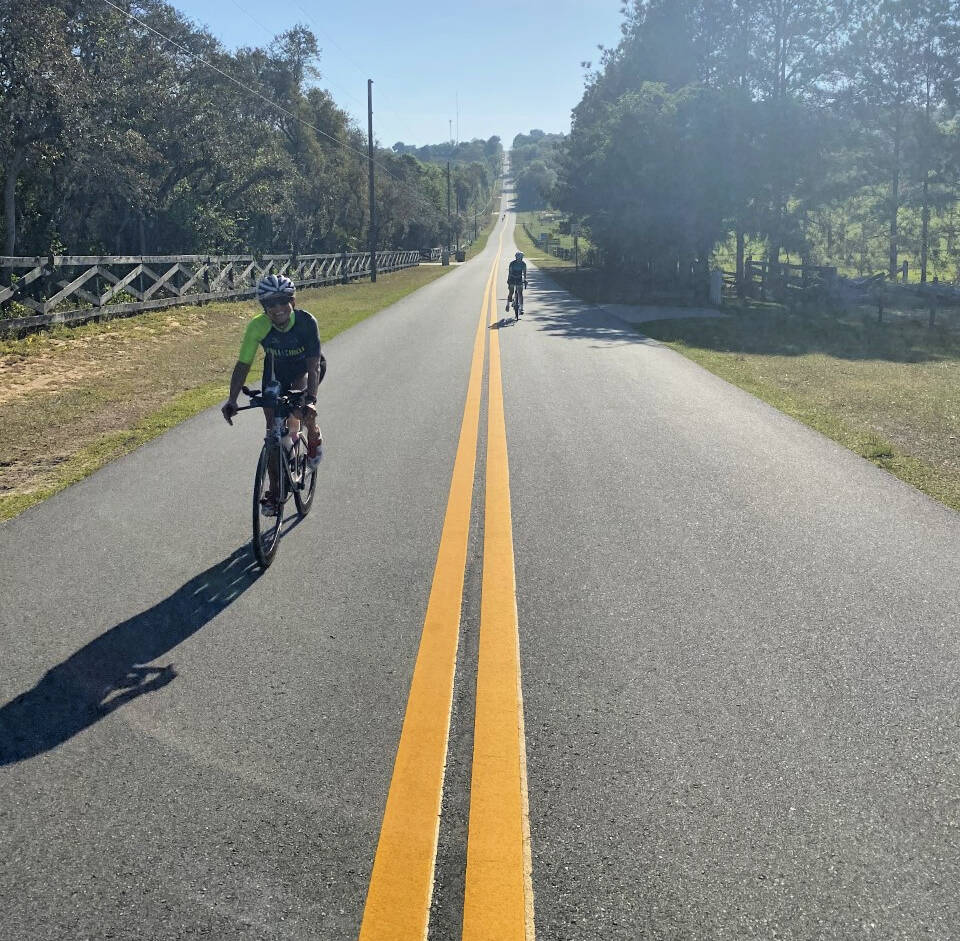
[
  {"xmin": 237, "ymin": 308, "xmax": 325, "ymax": 387},
  {"xmin": 507, "ymin": 259, "xmax": 527, "ymax": 285}
]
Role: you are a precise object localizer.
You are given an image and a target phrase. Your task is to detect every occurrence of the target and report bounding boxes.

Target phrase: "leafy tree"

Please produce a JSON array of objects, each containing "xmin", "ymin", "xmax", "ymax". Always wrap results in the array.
[
  {"xmin": 511, "ymin": 131, "xmax": 565, "ymax": 209},
  {"xmin": 0, "ymin": 0, "xmax": 82, "ymax": 255},
  {"xmin": 846, "ymin": 0, "xmax": 960, "ymax": 277},
  {"xmin": 562, "ymin": 83, "xmax": 746, "ymax": 283},
  {"xmin": 0, "ymin": 2, "xmax": 501, "ymax": 258},
  {"xmin": 557, "ymin": 0, "xmax": 960, "ymax": 290}
]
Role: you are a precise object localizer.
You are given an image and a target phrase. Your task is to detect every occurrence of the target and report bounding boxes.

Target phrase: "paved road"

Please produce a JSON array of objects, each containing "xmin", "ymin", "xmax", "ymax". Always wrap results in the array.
[{"xmin": 2, "ymin": 189, "xmax": 959, "ymax": 940}]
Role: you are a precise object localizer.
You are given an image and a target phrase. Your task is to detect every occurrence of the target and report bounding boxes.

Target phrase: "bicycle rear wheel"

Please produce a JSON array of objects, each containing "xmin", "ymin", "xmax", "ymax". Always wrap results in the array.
[
  {"xmin": 293, "ymin": 434, "xmax": 318, "ymax": 517},
  {"xmin": 252, "ymin": 444, "xmax": 283, "ymax": 568}
]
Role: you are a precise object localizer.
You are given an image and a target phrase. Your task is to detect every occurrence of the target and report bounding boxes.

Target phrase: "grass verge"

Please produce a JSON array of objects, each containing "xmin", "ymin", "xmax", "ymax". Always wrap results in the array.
[
  {"xmin": 514, "ymin": 216, "xmax": 572, "ymax": 269},
  {"xmin": 0, "ymin": 263, "xmax": 453, "ymax": 522},
  {"xmin": 516, "ymin": 210, "xmax": 594, "ymax": 254},
  {"xmin": 639, "ymin": 304, "xmax": 960, "ymax": 512}
]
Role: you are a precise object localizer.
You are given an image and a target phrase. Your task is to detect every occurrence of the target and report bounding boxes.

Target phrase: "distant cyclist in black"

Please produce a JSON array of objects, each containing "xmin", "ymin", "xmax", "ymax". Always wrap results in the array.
[{"xmin": 506, "ymin": 251, "xmax": 528, "ymax": 314}]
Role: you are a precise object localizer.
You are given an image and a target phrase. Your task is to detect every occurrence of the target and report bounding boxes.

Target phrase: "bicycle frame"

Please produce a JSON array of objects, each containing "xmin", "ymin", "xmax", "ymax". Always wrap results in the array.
[
  {"xmin": 268, "ymin": 416, "xmax": 306, "ymax": 490},
  {"xmin": 510, "ymin": 281, "xmax": 524, "ymax": 317},
  {"xmin": 235, "ymin": 383, "xmax": 318, "ymax": 567},
  {"xmin": 237, "ymin": 386, "xmax": 308, "ymax": 498}
]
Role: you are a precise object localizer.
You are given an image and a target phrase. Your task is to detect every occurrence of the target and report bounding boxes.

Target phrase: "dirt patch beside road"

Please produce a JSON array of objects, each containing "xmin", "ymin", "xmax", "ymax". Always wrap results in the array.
[{"xmin": 0, "ymin": 265, "xmax": 450, "ymax": 521}]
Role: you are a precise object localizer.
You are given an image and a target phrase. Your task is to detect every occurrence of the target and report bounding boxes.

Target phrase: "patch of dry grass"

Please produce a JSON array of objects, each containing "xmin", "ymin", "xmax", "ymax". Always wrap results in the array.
[{"xmin": 0, "ymin": 264, "xmax": 451, "ymax": 521}]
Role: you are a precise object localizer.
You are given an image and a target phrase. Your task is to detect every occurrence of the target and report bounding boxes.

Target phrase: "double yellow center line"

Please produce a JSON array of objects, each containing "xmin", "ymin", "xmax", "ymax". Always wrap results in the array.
[{"xmin": 358, "ymin": 229, "xmax": 534, "ymax": 941}]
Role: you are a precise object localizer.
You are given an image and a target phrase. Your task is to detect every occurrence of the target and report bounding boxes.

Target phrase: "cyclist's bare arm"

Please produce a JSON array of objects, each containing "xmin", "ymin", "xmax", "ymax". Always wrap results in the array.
[
  {"xmin": 229, "ymin": 361, "xmax": 251, "ymax": 402},
  {"xmin": 304, "ymin": 355, "xmax": 324, "ymax": 403},
  {"xmin": 223, "ymin": 361, "xmax": 252, "ymax": 423}
]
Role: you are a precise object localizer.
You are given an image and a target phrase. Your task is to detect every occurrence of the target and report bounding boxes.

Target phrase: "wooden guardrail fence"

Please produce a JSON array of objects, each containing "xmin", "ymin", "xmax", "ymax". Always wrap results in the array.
[
  {"xmin": 0, "ymin": 250, "xmax": 421, "ymax": 334},
  {"xmin": 718, "ymin": 257, "xmax": 960, "ymax": 325},
  {"xmin": 742, "ymin": 258, "xmax": 838, "ymax": 300}
]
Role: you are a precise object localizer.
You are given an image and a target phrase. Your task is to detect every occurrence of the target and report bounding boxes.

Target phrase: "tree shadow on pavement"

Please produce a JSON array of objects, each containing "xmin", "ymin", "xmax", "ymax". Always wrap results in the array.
[
  {"xmin": 525, "ymin": 268, "xmax": 654, "ymax": 348},
  {"xmin": 0, "ymin": 545, "xmax": 261, "ymax": 765},
  {"xmin": 637, "ymin": 301, "xmax": 960, "ymax": 364},
  {"xmin": 527, "ymin": 265, "xmax": 960, "ymax": 364}
]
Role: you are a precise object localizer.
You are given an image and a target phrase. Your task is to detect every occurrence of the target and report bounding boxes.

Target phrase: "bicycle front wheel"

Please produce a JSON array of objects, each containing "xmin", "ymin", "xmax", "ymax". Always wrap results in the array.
[
  {"xmin": 252, "ymin": 444, "xmax": 283, "ymax": 568},
  {"xmin": 293, "ymin": 435, "xmax": 318, "ymax": 517}
]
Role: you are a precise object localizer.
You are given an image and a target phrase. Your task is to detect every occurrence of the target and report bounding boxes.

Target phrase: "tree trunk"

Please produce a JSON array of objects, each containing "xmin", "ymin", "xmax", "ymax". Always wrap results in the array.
[
  {"xmin": 889, "ymin": 110, "xmax": 902, "ymax": 280},
  {"xmin": 735, "ymin": 230, "xmax": 745, "ymax": 295},
  {"xmin": 768, "ymin": 238, "xmax": 781, "ymax": 268},
  {"xmin": 920, "ymin": 76, "xmax": 932, "ymax": 283},
  {"xmin": 3, "ymin": 146, "xmax": 26, "ymax": 256}
]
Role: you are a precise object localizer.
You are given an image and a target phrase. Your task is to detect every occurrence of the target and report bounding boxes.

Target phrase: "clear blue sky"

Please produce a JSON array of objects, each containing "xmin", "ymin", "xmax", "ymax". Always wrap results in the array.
[{"xmin": 171, "ymin": 0, "xmax": 626, "ymax": 147}]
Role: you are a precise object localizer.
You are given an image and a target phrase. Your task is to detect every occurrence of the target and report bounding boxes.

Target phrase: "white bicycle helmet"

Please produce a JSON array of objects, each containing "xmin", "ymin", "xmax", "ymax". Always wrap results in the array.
[
  {"xmin": 515, "ymin": 251, "xmax": 524, "ymax": 260},
  {"xmin": 256, "ymin": 274, "xmax": 296, "ymax": 304}
]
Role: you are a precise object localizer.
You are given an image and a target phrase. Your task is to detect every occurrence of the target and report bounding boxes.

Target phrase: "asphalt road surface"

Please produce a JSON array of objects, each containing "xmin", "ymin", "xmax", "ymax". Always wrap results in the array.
[{"xmin": 2, "ymin": 192, "xmax": 959, "ymax": 941}]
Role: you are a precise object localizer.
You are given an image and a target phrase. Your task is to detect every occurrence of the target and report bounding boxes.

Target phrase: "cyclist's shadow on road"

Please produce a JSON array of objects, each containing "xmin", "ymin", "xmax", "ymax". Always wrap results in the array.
[{"xmin": 0, "ymin": 545, "xmax": 261, "ymax": 765}]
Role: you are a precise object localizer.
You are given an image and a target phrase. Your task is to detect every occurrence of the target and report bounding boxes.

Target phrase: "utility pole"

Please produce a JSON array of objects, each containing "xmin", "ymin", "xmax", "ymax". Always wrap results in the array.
[
  {"xmin": 446, "ymin": 161, "xmax": 452, "ymax": 260},
  {"xmin": 367, "ymin": 79, "xmax": 377, "ymax": 283},
  {"xmin": 455, "ymin": 180, "xmax": 461, "ymax": 254}
]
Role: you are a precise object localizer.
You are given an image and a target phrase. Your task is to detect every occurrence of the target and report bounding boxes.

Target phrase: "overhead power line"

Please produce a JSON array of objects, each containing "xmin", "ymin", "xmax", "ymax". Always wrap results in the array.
[
  {"xmin": 226, "ymin": 0, "xmax": 369, "ymax": 114},
  {"xmin": 97, "ymin": 0, "xmax": 434, "ymax": 206},
  {"xmin": 291, "ymin": 2, "xmax": 409, "ymax": 123}
]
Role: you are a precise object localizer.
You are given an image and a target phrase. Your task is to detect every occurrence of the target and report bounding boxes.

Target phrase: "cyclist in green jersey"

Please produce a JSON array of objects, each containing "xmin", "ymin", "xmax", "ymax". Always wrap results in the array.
[{"xmin": 222, "ymin": 275, "xmax": 326, "ymax": 511}]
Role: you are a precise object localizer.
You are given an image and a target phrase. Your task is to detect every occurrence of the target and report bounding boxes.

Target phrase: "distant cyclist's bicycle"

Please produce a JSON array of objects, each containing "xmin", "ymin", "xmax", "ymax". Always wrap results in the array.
[
  {"xmin": 234, "ymin": 382, "xmax": 318, "ymax": 568},
  {"xmin": 511, "ymin": 283, "xmax": 526, "ymax": 320}
]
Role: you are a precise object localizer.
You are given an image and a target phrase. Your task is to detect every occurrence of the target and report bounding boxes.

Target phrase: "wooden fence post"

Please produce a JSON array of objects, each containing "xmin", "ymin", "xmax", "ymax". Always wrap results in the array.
[
  {"xmin": 710, "ymin": 269, "xmax": 723, "ymax": 306},
  {"xmin": 44, "ymin": 255, "xmax": 55, "ymax": 306}
]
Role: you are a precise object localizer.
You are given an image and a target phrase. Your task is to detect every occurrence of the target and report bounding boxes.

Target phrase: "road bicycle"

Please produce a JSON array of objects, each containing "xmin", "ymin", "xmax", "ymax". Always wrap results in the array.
[
  {"xmin": 234, "ymin": 382, "xmax": 318, "ymax": 568},
  {"xmin": 511, "ymin": 282, "xmax": 526, "ymax": 320}
]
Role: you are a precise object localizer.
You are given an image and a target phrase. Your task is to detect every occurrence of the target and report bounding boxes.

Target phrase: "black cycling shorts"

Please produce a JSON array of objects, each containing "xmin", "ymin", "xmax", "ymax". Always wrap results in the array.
[{"xmin": 262, "ymin": 352, "xmax": 327, "ymax": 393}]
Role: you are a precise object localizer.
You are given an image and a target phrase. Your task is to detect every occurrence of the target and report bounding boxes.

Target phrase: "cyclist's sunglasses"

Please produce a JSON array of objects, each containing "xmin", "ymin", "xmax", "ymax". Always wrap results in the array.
[{"xmin": 262, "ymin": 297, "xmax": 293, "ymax": 310}]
